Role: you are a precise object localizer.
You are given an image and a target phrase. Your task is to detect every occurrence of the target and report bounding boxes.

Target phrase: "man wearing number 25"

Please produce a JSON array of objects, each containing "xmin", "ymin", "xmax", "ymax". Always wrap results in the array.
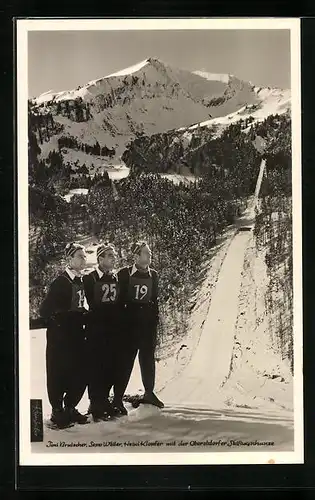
[
  {"xmin": 39, "ymin": 242, "xmax": 89, "ymax": 429},
  {"xmin": 83, "ymin": 243, "xmax": 126, "ymax": 421},
  {"xmin": 117, "ymin": 241, "xmax": 164, "ymax": 409}
]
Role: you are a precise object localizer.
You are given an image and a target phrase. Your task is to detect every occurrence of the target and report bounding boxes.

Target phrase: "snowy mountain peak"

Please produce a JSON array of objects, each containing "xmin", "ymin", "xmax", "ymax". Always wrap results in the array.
[
  {"xmin": 146, "ymin": 56, "xmax": 163, "ymax": 64},
  {"xmin": 30, "ymin": 58, "xmax": 290, "ymax": 171},
  {"xmin": 101, "ymin": 57, "xmax": 168, "ymax": 79},
  {"xmin": 32, "ymin": 59, "xmax": 251, "ymax": 107}
]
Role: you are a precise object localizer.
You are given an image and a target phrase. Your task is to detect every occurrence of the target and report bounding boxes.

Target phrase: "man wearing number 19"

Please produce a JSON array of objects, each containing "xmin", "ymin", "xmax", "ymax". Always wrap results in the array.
[
  {"xmin": 83, "ymin": 243, "xmax": 127, "ymax": 421},
  {"xmin": 116, "ymin": 241, "xmax": 164, "ymax": 409},
  {"xmin": 39, "ymin": 242, "xmax": 89, "ymax": 429}
]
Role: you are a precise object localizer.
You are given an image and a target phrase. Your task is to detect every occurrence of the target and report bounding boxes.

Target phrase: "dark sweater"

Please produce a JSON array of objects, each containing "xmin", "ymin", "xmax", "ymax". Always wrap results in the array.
[
  {"xmin": 117, "ymin": 266, "xmax": 159, "ymax": 327},
  {"xmin": 39, "ymin": 271, "xmax": 87, "ymax": 333},
  {"xmin": 83, "ymin": 269, "xmax": 122, "ymax": 327}
]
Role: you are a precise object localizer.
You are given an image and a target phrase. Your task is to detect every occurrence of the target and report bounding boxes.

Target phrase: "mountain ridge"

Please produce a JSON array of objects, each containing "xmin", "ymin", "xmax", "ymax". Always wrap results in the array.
[
  {"xmin": 29, "ymin": 58, "xmax": 291, "ymax": 173},
  {"xmin": 33, "ymin": 58, "xmax": 237, "ymax": 103}
]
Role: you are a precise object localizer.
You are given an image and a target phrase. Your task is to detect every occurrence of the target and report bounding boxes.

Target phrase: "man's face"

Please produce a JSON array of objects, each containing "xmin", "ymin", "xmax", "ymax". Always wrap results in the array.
[
  {"xmin": 99, "ymin": 249, "xmax": 117, "ymax": 271},
  {"xmin": 70, "ymin": 249, "xmax": 87, "ymax": 272},
  {"xmin": 136, "ymin": 244, "xmax": 152, "ymax": 267}
]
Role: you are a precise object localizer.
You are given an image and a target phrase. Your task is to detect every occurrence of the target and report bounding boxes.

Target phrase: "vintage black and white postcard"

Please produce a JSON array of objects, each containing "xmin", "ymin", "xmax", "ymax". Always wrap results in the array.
[{"xmin": 17, "ymin": 18, "xmax": 303, "ymax": 466}]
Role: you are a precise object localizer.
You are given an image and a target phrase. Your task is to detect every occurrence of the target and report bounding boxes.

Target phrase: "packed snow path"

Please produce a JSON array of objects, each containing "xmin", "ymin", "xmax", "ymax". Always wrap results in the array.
[{"xmin": 159, "ymin": 228, "xmax": 252, "ymax": 405}]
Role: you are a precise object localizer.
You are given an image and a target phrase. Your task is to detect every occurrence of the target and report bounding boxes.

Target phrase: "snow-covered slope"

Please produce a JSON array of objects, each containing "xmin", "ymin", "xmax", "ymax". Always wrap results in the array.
[
  {"xmin": 105, "ymin": 59, "xmax": 151, "ymax": 78},
  {"xmin": 30, "ymin": 58, "xmax": 290, "ymax": 173},
  {"xmin": 30, "ymin": 58, "xmax": 274, "ymax": 169},
  {"xmin": 182, "ymin": 87, "xmax": 291, "ymax": 135}
]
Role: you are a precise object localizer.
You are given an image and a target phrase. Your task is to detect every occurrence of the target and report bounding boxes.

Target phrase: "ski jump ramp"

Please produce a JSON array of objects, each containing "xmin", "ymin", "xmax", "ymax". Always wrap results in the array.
[
  {"xmin": 158, "ymin": 159, "xmax": 265, "ymax": 406},
  {"xmin": 159, "ymin": 229, "xmax": 252, "ymax": 406}
]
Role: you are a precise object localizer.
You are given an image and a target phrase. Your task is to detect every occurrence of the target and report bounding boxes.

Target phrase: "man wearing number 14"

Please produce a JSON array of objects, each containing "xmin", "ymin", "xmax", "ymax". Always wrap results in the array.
[
  {"xmin": 117, "ymin": 241, "xmax": 164, "ymax": 409},
  {"xmin": 39, "ymin": 243, "xmax": 89, "ymax": 429},
  {"xmin": 83, "ymin": 243, "xmax": 127, "ymax": 421}
]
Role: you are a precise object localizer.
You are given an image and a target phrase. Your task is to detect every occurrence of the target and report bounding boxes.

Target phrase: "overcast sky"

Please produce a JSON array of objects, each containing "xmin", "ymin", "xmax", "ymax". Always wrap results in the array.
[{"xmin": 28, "ymin": 29, "xmax": 291, "ymax": 97}]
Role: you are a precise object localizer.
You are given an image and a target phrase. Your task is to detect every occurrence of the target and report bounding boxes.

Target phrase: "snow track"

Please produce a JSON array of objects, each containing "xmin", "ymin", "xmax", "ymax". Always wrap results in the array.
[
  {"xmin": 159, "ymin": 160, "xmax": 265, "ymax": 404},
  {"xmin": 159, "ymin": 229, "xmax": 252, "ymax": 406}
]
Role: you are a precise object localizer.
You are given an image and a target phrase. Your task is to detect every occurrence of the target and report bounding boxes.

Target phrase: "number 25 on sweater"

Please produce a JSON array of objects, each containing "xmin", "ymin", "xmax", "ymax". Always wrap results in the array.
[{"xmin": 101, "ymin": 283, "xmax": 117, "ymax": 302}]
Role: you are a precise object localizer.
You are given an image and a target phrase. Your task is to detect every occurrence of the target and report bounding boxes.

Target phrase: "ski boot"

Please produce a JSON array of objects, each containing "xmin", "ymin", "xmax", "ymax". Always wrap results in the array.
[
  {"xmin": 90, "ymin": 401, "xmax": 113, "ymax": 423},
  {"xmin": 112, "ymin": 400, "xmax": 128, "ymax": 418},
  {"xmin": 140, "ymin": 392, "xmax": 164, "ymax": 409},
  {"xmin": 65, "ymin": 407, "xmax": 88, "ymax": 425},
  {"xmin": 50, "ymin": 408, "xmax": 74, "ymax": 429}
]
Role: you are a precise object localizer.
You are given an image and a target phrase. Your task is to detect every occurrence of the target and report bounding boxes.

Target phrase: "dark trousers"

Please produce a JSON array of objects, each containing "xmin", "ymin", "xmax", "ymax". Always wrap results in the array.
[
  {"xmin": 46, "ymin": 329, "xmax": 87, "ymax": 410},
  {"xmin": 115, "ymin": 323, "xmax": 157, "ymax": 401},
  {"xmin": 86, "ymin": 326, "xmax": 119, "ymax": 407}
]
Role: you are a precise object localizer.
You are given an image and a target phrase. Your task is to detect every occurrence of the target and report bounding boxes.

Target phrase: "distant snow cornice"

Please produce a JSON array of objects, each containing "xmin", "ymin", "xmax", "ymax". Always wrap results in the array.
[{"xmin": 193, "ymin": 70, "xmax": 232, "ymax": 84}]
